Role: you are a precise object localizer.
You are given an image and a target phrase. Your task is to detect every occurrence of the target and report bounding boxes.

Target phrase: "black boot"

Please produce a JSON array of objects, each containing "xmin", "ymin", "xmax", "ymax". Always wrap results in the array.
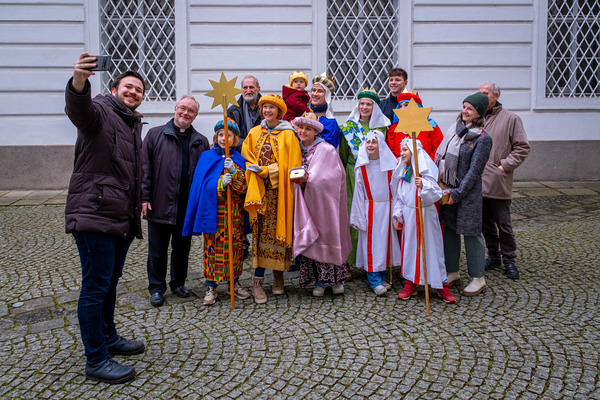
[
  {"xmin": 107, "ymin": 335, "xmax": 145, "ymax": 356},
  {"xmin": 85, "ymin": 359, "xmax": 135, "ymax": 384}
]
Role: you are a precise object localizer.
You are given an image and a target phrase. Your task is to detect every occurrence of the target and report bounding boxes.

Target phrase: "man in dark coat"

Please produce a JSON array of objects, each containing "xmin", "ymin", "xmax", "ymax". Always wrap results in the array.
[
  {"xmin": 142, "ymin": 96, "xmax": 209, "ymax": 307},
  {"xmin": 65, "ymin": 52, "xmax": 146, "ymax": 384},
  {"xmin": 227, "ymin": 75, "xmax": 262, "ymax": 150}
]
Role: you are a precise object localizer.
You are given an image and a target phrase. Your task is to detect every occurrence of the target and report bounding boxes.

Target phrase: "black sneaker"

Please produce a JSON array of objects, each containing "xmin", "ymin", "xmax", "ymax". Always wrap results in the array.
[
  {"xmin": 85, "ymin": 359, "xmax": 135, "ymax": 384},
  {"xmin": 505, "ymin": 263, "xmax": 520, "ymax": 279},
  {"xmin": 150, "ymin": 292, "xmax": 164, "ymax": 307},
  {"xmin": 484, "ymin": 257, "xmax": 501, "ymax": 271},
  {"xmin": 172, "ymin": 285, "xmax": 190, "ymax": 298},
  {"xmin": 107, "ymin": 335, "xmax": 145, "ymax": 356}
]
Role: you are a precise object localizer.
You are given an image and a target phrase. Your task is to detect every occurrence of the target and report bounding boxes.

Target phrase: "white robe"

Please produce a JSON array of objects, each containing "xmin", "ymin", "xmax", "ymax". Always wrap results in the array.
[
  {"xmin": 392, "ymin": 173, "xmax": 446, "ymax": 289},
  {"xmin": 350, "ymin": 159, "xmax": 402, "ymax": 272}
]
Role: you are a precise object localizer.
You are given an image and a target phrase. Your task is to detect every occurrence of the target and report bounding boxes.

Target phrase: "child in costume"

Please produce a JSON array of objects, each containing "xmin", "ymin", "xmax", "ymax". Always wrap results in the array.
[
  {"xmin": 292, "ymin": 113, "xmax": 352, "ymax": 296},
  {"xmin": 183, "ymin": 119, "xmax": 251, "ymax": 306},
  {"xmin": 392, "ymin": 138, "xmax": 455, "ymax": 303},
  {"xmin": 350, "ymin": 131, "xmax": 401, "ymax": 295},
  {"xmin": 339, "ymin": 88, "xmax": 391, "ymax": 266},
  {"xmin": 242, "ymin": 94, "xmax": 302, "ymax": 304},
  {"xmin": 282, "ymin": 71, "xmax": 311, "ymax": 122},
  {"xmin": 386, "ymin": 92, "xmax": 444, "ymax": 160}
]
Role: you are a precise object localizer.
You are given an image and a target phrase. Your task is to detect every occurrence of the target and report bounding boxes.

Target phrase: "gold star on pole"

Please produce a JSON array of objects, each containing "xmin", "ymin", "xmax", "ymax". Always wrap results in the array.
[
  {"xmin": 393, "ymin": 99, "xmax": 434, "ymax": 137},
  {"xmin": 205, "ymin": 72, "xmax": 243, "ymax": 110}
]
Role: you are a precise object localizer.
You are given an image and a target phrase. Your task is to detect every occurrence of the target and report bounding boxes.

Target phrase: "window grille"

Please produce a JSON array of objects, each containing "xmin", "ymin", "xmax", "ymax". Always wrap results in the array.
[
  {"xmin": 546, "ymin": 0, "xmax": 599, "ymax": 98},
  {"xmin": 99, "ymin": 0, "xmax": 176, "ymax": 102},
  {"xmin": 327, "ymin": 0, "xmax": 399, "ymax": 100}
]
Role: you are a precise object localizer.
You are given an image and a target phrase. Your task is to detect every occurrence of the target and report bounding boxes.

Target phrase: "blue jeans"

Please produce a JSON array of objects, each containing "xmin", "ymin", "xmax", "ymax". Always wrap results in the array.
[
  {"xmin": 72, "ymin": 231, "xmax": 133, "ymax": 364},
  {"xmin": 366, "ymin": 271, "xmax": 387, "ymax": 288}
]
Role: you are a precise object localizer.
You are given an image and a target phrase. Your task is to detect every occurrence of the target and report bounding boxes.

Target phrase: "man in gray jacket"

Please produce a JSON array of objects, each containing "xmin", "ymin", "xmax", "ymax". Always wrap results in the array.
[
  {"xmin": 479, "ymin": 82, "xmax": 530, "ymax": 279},
  {"xmin": 142, "ymin": 96, "xmax": 209, "ymax": 306},
  {"xmin": 65, "ymin": 52, "xmax": 146, "ymax": 384}
]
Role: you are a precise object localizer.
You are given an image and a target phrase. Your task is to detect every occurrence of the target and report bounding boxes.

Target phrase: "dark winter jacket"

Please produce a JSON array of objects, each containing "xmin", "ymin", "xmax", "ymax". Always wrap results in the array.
[
  {"xmin": 439, "ymin": 122, "xmax": 493, "ymax": 236},
  {"xmin": 142, "ymin": 120, "xmax": 209, "ymax": 225},
  {"xmin": 64, "ymin": 78, "xmax": 144, "ymax": 238},
  {"xmin": 379, "ymin": 93, "xmax": 399, "ymax": 123},
  {"xmin": 227, "ymin": 93, "xmax": 262, "ymax": 149}
]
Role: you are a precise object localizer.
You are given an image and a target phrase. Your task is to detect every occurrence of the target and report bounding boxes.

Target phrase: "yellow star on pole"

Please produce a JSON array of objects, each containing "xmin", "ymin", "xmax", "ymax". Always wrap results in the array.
[
  {"xmin": 205, "ymin": 72, "xmax": 243, "ymax": 110},
  {"xmin": 393, "ymin": 99, "xmax": 434, "ymax": 136}
]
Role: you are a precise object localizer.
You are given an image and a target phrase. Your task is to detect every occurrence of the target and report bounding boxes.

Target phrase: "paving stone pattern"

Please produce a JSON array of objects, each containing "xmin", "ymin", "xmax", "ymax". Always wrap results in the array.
[{"xmin": 1, "ymin": 184, "xmax": 599, "ymax": 399}]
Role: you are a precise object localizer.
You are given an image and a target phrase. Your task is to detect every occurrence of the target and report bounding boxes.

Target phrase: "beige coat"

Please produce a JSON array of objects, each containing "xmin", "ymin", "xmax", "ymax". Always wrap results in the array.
[{"xmin": 482, "ymin": 104, "xmax": 530, "ymax": 200}]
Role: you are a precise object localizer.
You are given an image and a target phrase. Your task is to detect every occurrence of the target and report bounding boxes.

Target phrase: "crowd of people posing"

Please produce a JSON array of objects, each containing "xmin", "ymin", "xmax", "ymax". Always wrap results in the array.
[
  {"xmin": 65, "ymin": 54, "xmax": 530, "ymax": 382},
  {"xmin": 143, "ymin": 68, "xmax": 529, "ymax": 308}
]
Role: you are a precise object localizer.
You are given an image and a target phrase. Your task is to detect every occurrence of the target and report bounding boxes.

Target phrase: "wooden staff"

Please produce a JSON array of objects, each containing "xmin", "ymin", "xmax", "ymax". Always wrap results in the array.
[
  {"xmin": 221, "ymin": 95, "xmax": 236, "ymax": 310},
  {"xmin": 410, "ymin": 133, "xmax": 430, "ymax": 316}
]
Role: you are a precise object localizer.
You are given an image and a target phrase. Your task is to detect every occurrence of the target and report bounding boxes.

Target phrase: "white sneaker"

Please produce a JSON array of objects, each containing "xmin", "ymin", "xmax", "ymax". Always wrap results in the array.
[
  {"xmin": 383, "ymin": 282, "xmax": 392, "ymax": 290},
  {"xmin": 203, "ymin": 286, "xmax": 216, "ymax": 305},
  {"xmin": 463, "ymin": 277, "xmax": 487, "ymax": 297},
  {"xmin": 332, "ymin": 284, "xmax": 344, "ymax": 295},
  {"xmin": 312, "ymin": 286, "xmax": 326, "ymax": 297},
  {"xmin": 233, "ymin": 282, "xmax": 251, "ymax": 299},
  {"xmin": 373, "ymin": 285, "xmax": 387, "ymax": 296}
]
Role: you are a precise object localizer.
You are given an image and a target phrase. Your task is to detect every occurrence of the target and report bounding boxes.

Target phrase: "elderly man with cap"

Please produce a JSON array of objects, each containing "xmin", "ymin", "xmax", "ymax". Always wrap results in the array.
[
  {"xmin": 309, "ymin": 72, "xmax": 341, "ymax": 148},
  {"xmin": 478, "ymin": 82, "xmax": 530, "ymax": 280}
]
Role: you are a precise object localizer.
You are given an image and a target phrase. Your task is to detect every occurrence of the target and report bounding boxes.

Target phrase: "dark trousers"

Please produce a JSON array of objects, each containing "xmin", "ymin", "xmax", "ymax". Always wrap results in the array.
[
  {"xmin": 72, "ymin": 230, "xmax": 133, "ymax": 364},
  {"xmin": 482, "ymin": 197, "xmax": 517, "ymax": 265},
  {"xmin": 147, "ymin": 220, "xmax": 191, "ymax": 294}
]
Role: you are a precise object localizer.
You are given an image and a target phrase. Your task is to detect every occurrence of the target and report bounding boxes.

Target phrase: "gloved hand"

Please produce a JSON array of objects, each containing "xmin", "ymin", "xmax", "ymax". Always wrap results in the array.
[
  {"xmin": 247, "ymin": 164, "xmax": 263, "ymax": 173},
  {"xmin": 222, "ymin": 173, "xmax": 232, "ymax": 187},
  {"xmin": 224, "ymin": 158, "xmax": 236, "ymax": 173}
]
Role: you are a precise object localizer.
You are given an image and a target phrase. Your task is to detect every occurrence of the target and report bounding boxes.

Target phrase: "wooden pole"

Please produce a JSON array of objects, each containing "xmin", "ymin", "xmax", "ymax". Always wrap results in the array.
[
  {"xmin": 222, "ymin": 95, "xmax": 235, "ymax": 310},
  {"xmin": 410, "ymin": 133, "xmax": 430, "ymax": 316}
]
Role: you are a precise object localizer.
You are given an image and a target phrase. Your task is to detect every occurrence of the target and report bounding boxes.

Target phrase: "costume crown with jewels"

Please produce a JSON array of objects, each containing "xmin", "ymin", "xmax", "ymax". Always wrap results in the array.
[
  {"xmin": 312, "ymin": 72, "xmax": 335, "ymax": 93},
  {"xmin": 357, "ymin": 87, "xmax": 381, "ymax": 105},
  {"xmin": 293, "ymin": 111, "xmax": 324, "ymax": 133}
]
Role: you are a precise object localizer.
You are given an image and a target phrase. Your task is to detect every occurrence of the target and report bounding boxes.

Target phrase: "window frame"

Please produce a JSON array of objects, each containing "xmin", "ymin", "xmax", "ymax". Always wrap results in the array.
[
  {"xmin": 533, "ymin": 0, "xmax": 600, "ymax": 109},
  {"xmin": 85, "ymin": 0, "xmax": 186, "ymax": 114}
]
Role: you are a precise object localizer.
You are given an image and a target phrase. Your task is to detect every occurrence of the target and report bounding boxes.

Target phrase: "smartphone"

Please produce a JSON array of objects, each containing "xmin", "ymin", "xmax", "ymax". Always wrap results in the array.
[{"xmin": 89, "ymin": 55, "xmax": 112, "ymax": 71}]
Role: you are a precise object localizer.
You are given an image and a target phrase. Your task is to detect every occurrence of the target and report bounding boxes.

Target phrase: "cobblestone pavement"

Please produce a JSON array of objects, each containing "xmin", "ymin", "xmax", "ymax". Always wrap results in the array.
[{"xmin": 1, "ymin": 181, "xmax": 599, "ymax": 399}]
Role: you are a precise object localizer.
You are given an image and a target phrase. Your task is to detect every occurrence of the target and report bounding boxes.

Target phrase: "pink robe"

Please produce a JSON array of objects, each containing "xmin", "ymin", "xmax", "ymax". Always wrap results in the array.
[{"xmin": 293, "ymin": 140, "xmax": 352, "ymax": 265}]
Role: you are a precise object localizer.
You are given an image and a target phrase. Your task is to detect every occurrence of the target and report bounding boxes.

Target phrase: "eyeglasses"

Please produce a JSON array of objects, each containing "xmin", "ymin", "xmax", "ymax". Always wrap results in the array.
[{"xmin": 176, "ymin": 105, "xmax": 198, "ymax": 114}]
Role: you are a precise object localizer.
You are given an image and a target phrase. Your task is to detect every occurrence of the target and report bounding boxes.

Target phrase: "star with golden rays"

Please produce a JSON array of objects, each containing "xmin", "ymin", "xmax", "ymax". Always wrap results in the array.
[
  {"xmin": 205, "ymin": 72, "xmax": 243, "ymax": 110},
  {"xmin": 393, "ymin": 99, "xmax": 434, "ymax": 136}
]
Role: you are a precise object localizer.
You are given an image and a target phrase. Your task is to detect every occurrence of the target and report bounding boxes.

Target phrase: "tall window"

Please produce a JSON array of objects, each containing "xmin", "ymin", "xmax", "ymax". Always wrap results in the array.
[
  {"xmin": 546, "ymin": 0, "xmax": 599, "ymax": 98},
  {"xmin": 327, "ymin": 0, "xmax": 399, "ymax": 100},
  {"xmin": 99, "ymin": 0, "xmax": 176, "ymax": 102}
]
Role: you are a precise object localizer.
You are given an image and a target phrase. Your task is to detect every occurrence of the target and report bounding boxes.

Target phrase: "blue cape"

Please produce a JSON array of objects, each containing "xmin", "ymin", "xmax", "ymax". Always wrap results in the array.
[
  {"xmin": 319, "ymin": 116, "xmax": 341, "ymax": 148},
  {"xmin": 182, "ymin": 147, "xmax": 246, "ymax": 235}
]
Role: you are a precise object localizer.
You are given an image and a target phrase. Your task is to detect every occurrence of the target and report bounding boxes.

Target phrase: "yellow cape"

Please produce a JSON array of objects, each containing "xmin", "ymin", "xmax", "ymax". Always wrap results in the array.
[{"xmin": 242, "ymin": 124, "xmax": 302, "ymax": 246}]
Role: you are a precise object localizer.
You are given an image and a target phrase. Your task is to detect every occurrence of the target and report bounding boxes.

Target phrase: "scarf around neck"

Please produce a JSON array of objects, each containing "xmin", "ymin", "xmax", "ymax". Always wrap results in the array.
[{"xmin": 435, "ymin": 120, "xmax": 482, "ymax": 188}]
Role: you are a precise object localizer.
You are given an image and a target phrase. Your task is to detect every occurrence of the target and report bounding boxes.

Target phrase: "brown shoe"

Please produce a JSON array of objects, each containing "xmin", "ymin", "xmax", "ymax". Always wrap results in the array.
[
  {"xmin": 253, "ymin": 277, "xmax": 267, "ymax": 304},
  {"xmin": 272, "ymin": 270, "xmax": 285, "ymax": 295}
]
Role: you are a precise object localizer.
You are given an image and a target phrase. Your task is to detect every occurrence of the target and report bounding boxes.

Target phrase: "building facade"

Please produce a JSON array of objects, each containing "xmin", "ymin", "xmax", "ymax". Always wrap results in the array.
[{"xmin": 1, "ymin": 0, "xmax": 598, "ymax": 189}]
